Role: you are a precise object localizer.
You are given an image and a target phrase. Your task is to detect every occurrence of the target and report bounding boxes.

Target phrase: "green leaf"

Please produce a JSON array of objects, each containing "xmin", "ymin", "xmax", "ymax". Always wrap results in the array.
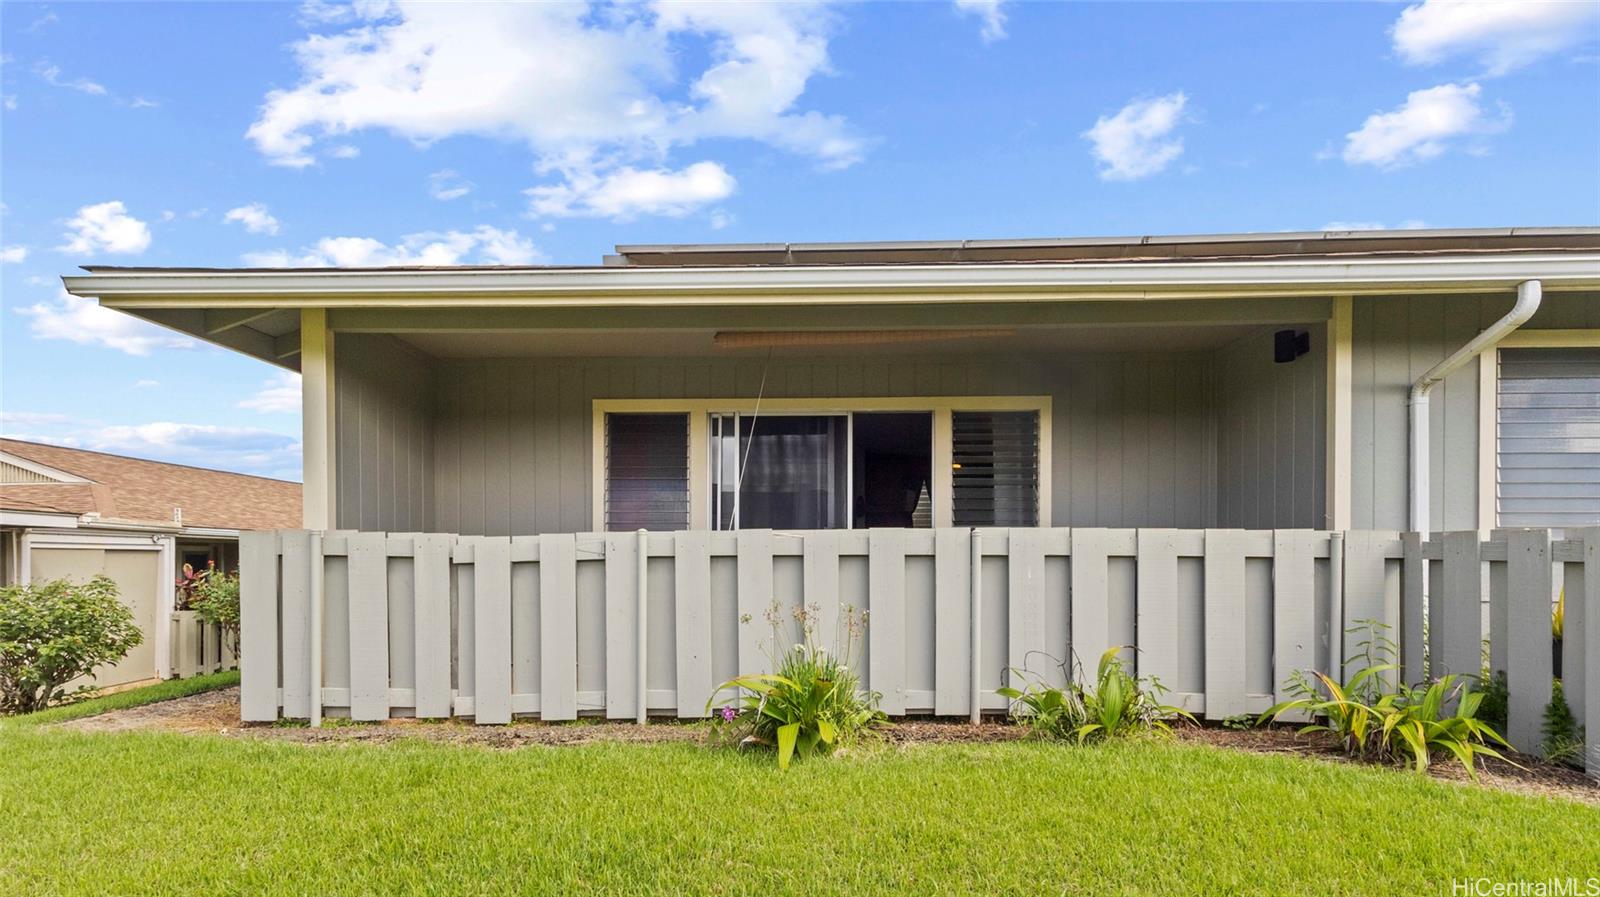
[
  {"xmin": 817, "ymin": 719, "xmax": 837, "ymax": 745},
  {"xmin": 776, "ymin": 723, "xmax": 799, "ymax": 770}
]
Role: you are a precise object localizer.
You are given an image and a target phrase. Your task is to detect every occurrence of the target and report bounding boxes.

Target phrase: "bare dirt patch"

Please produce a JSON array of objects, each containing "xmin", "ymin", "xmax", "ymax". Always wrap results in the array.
[{"xmin": 54, "ymin": 688, "xmax": 1600, "ymax": 803}]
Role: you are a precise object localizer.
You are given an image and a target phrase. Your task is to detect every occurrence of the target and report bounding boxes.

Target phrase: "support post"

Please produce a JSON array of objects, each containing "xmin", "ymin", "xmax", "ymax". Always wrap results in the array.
[{"xmin": 300, "ymin": 309, "xmax": 336, "ymax": 530}]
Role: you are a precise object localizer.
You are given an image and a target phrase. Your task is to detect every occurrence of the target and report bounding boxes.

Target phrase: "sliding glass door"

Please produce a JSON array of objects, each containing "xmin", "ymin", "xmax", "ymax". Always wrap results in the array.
[{"xmin": 712, "ymin": 414, "xmax": 848, "ymax": 530}]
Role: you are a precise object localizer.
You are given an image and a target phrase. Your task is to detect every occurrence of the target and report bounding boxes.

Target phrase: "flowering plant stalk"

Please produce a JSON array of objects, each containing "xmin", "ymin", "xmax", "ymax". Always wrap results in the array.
[{"xmin": 707, "ymin": 601, "xmax": 882, "ymax": 769}]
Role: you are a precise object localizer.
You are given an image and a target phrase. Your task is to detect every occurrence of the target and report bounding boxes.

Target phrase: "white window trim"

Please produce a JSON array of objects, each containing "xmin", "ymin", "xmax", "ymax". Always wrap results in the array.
[
  {"xmin": 592, "ymin": 396, "xmax": 1053, "ymax": 531},
  {"xmin": 1476, "ymin": 329, "xmax": 1600, "ymax": 531}
]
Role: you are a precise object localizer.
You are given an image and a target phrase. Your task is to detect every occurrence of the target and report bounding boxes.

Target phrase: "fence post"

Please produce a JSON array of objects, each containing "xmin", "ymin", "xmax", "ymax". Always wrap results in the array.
[
  {"xmin": 1433, "ymin": 531, "xmax": 1482, "ymax": 680},
  {"xmin": 637, "ymin": 529, "xmax": 648, "ymax": 725},
  {"xmin": 969, "ymin": 529, "xmax": 983, "ymax": 725},
  {"xmin": 1506, "ymin": 528, "xmax": 1553, "ymax": 755}
]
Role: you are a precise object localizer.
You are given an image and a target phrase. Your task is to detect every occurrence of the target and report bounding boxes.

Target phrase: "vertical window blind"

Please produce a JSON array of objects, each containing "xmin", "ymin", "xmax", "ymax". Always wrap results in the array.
[
  {"xmin": 951, "ymin": 410, "xmax": 1040, "ymax": 526},
  {"xmin": 604, "ymin": 413, "xmax": 690, "ymax": 531},
  {"xmin": 1497, "ymin": 347, "xmax": 1600, "ymax": 528}
]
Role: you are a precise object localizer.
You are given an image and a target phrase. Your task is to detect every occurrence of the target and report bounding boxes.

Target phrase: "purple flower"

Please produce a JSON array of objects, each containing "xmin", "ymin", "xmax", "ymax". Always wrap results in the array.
[{"xmin": 719, "ymin": 706, "xmax": 737, "ymax": 722}]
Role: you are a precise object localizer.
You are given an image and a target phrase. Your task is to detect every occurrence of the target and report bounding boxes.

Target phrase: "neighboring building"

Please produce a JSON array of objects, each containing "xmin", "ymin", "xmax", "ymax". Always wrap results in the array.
[
  {"xmin": 61, "ymin": 227, "xmax": 1600, "ymax": 538},
  {"xmin": 0, "ymin": 439, "xmax": 300, "ymax": 688}
]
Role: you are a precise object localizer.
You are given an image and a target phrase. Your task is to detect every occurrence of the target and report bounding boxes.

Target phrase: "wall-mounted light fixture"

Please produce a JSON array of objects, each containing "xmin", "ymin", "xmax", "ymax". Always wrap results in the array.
[{"xmin": 1274, "ymin": 329, "xmax": 1310, "ymax": 363}]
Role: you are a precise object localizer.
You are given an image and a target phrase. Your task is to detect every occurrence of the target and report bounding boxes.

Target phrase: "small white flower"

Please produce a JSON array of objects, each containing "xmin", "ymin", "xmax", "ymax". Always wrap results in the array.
[
  {"xmin": 793, "ymin": 643, "xmax": 805, "ymax": 653},
  {"xmin": 837, "ymin": 665, "xmax": 848, "ymax": 674}
]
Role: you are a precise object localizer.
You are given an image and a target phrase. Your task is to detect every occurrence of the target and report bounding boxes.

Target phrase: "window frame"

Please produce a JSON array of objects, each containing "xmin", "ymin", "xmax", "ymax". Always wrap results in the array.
[
  {"xmin": 593, "ymin": 396, "xmax": 1051, "ymax": 531},
  {"xmin": 1476, "ymin": 329, "xmax": 1600, "ymax": 529}
]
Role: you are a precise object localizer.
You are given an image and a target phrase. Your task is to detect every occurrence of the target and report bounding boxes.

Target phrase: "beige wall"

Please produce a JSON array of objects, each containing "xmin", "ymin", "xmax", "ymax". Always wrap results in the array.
[{"xmin": 31, "ymin": 546, "xmax": 160, "ymax": 690}]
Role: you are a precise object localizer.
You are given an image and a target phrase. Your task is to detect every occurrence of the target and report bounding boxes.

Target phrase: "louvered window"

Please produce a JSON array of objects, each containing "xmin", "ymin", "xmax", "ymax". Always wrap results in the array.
[
  {"xmin": 952, "ymin": 411, "xmax": 1040, "ymax": 526},
  {"xmin": 1497, "ymin": 348, "xmax": 1600, "ymax": 528},
  {"xmin": 605, "ymin": 413, "xmax": 690, "ymax": 531}
]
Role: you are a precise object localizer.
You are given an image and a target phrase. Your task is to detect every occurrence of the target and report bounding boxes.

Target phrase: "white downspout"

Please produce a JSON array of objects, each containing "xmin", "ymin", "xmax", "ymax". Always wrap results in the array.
[{"xmin": 1408, "ymin": 280, "xmax": 1542, "ymax": 534}]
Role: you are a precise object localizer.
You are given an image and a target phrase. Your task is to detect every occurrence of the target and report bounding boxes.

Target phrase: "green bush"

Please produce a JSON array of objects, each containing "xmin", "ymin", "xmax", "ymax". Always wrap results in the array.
[
  {"xmin": 708, "ymin": 602, "xmax": 882, "ymax": 769},
  {"xmin": 999, "ymin": 647, "xmax": 1192, "ymax": 743},
  {"xmin": 1263, "ymin": 622, "xmax": 1513, "ymax": 779},
  {"xmin": 1541, "ymin": 680, "xmax": 1584, "ymax": 769},
  {"xmin": 1477, "ymin": 669, "xmax": 1508, "ymax": 732},
  {"xmin": 0, "ymin": 576, "xmax": 143, "ymax": 714}
]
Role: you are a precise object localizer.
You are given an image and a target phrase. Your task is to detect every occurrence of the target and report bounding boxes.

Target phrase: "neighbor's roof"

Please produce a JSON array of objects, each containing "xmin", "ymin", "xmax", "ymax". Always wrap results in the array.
[{"xmin": 0, "ymin": 439, "xmax": 301, "ymax": 532}]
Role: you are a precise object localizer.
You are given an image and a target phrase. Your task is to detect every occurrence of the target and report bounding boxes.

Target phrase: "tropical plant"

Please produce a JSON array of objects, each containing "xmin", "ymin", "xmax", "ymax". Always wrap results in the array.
[
  {"xmin": 185, "ymin": 565, "xmax": 241, "ymax": 654},
  {"xmin": 1263, "ymin": 622, "xmax": 1514, "ymax": 779},
  {"xmin": 707, "ymin": 602, "xmax": 882, "ymax": 769},
  {"xmin": 998, "ymin": 647, "xmax": 1192, "ymax": 743},
  {"xmin": 0, "ymin": 576, "xmax": 143, "ymax": 714},
  {"xmin": 1542, "ymin": 680, "xmax": 1584, "ymax": 769}
]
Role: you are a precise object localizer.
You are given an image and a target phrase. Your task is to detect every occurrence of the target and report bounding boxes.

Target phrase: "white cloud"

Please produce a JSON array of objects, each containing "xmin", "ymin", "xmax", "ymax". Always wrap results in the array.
[
  {"xmin": 1083, "ymin": 92, "xmax": 1188, "ymax": 181},
  {"xmin": 133, "ymin": 379, "xmax": 160, "ymax": 389},
  {"xmin": 526, "ymin": 161, "xmax": 736, "ymax": 219},
  {"xmin": 91, "ymin": 423, "xmax": 302, "ymax": 480},
  {"xmin": 328, "ymin": 144, "xmax": 361, "ymax": 159},
  {"xmin": 954, "ymin": 0, "xmax": 1007, "ymax": 42},
  {"xmin": 1392, "ymin": 0, "xmax": 1600, "ymax": 76},
  {"xmin": 428, "ymin": 169, "xmax": 473, "ymax": 201},
  {"xmin": 35, "ymin": 61, "xmax": 106, "ymax": 95},
  {"xmin": 223, "ymin": 203, "xmax": 282, "ymax": 235},
  {"xmin": 18, "ymin": 288, "xmax": 195, "ymax": 356},
  {"xmin": 247, "ymin": 1, "xmax": 861, "ymax": 217},
  {"xmin": 1342, "ymin": 82, "xmax": 1509, "ymax": 168},
  {"xmin": 0, "ymin": 245, "xmax": 26, "ymax": 263},
  {"xmin": 3, "ymin": 95, "xmax": 16, "ymax": 111},
  {"xmin": 238, "ymin": 371, "xmax": 302, "ymax": 413},
  {"xmin": 57, "ymin": 200, "xmax": 152, "ymax": 255},
  {"xmin": 709, "ymin": 209, "xmax": 734, "ymax": 230},
  {"xmin": 244, "ymin": 224, "xmax": 541, "ymax": 267}
]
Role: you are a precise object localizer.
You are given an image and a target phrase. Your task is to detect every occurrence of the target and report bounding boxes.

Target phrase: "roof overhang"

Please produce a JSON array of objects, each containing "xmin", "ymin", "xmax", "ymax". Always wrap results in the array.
[{"xmin": 61, "ymin": 250, "xmax": 1600, "ymax": 369}]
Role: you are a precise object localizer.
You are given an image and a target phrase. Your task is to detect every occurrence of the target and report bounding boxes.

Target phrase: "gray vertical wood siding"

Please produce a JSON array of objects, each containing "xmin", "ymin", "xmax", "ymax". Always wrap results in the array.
[
  {"xmin": 1350, "ymin": 292, "xmax": 1600, "ymax": 530},
  {"xmin": 428, "ymin": 352, "xmax": 1222, "ymax": 536},
  {"xmin": 1214, "ymin": 325, "xmax": 1328, "ymax": 528},
  {"xmin": 335, "ymin": 334, "xmax": 436, "ymax": 531}
]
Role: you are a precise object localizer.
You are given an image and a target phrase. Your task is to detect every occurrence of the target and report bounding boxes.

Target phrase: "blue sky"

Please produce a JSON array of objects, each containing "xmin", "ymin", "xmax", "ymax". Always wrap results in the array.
[{"xmin": 3, "ymin": 0, "xmax": 1598, "ymax": 481}]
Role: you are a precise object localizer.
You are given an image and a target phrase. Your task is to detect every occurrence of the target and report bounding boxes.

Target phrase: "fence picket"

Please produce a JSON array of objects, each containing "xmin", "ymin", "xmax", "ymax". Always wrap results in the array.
[
  {"xmin": 869, "ymin": 529, "xmax": 907, "ymax": 715},
  {"xmin": 1341, "ymin": 531, "xmax": 1396, "ymax": 686},
  {"xmin": 412, "ymin": 533, "xmax": 453, "ymax": 718},
  {"xmin": 736, "ymin": 530, "xmax": 774, "ymax": 676},
  {"xmin": 1009, "ymin": 528, "xmax": 1050, "ymax": 683},
  {"xmin": 1581, "ymin": 528, "xmax": 1599, "ymax": 781},
  {"xmin": 1400, "ymin": 532, "xmax": 1424, "ymax": 682},
  {"xmin": 674, "ymin": 531, "xmax": 713, "ymax": 717},
  {"xmin": 280, "ymin": 530, "xmax": 313, "ymax": 718},
  {"xmin": 1506, "ymin": 529, "xmax": 1553, "ymax": 754},
  {"xmin": 473, "ymin": 537, "xmax": 513, "ymax": 724},
  {"xmin": 1135, "ymin": 529, "xmax": 1179, "ymax": 691},
  {"xmin": 346, "ymin": 532, "xmax": 390, "ymax": 721},
  {"xmin": 1204, "ymin": 530, "xmax": 1249, "ymax": 718},
  {"xmin": 933, "ymin": 528, "xmax": 971, "ymax": 716},
  {"xmin": 804, "ymin": 530, "xmax": 842, "ymax": 655},
  {"xmin": 605, "ymin": 533, "xmax": 640, "ymax": 720},
  {"xmin": 239, "ymin": 530, "xmax": 279, "ymax": 720},
  {"xmin": 539, "ymin": 534, "xmax": 578, "ymax": 720},
  {"xmin": 1272, "ymin": 530, "xmax": 1317, "ymax": 710},
  {"xmin": 1434, "ymin": 531, "xmax": 1482, "ymax": 680}
]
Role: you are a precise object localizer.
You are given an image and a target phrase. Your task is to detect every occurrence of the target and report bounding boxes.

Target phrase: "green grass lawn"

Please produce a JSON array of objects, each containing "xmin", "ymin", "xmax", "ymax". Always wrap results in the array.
[{"xmin": 2, "ymin": 710, "xmax": 1596, "ymax": 897}]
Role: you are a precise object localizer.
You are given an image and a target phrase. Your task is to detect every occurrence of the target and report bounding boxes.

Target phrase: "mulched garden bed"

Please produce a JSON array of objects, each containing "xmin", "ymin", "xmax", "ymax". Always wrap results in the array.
[{"xmin": 54, "ymin": 686, "xmax": 1599, "ymax": 803}]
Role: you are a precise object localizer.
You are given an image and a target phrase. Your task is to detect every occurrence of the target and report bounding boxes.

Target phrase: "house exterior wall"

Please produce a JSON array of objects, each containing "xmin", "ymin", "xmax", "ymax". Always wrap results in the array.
[
  {"xmin": 1214, "ymin": 325, "xmax": 1328, "ymax": 529},
  {"xmin": 422, "ymin": 352, "xmax": 1224, "ymax": 536},
  {"xmin": 335, "ymin": 334, "xmax": 436, "ymax": 532},
  {"xmin": 30, "ymin": 545, "xmax": 159, "ymax": 690},
  {"xmin": 1349, "ymin": 291, "xmax": 1600, "ymax": 530}
]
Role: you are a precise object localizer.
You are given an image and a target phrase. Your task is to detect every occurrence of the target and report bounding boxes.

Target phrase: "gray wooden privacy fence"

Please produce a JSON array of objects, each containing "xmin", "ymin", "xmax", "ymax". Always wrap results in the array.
[{"xmin": 237, "ymin": 527, "xmax": 1597, "ymax": 777}]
